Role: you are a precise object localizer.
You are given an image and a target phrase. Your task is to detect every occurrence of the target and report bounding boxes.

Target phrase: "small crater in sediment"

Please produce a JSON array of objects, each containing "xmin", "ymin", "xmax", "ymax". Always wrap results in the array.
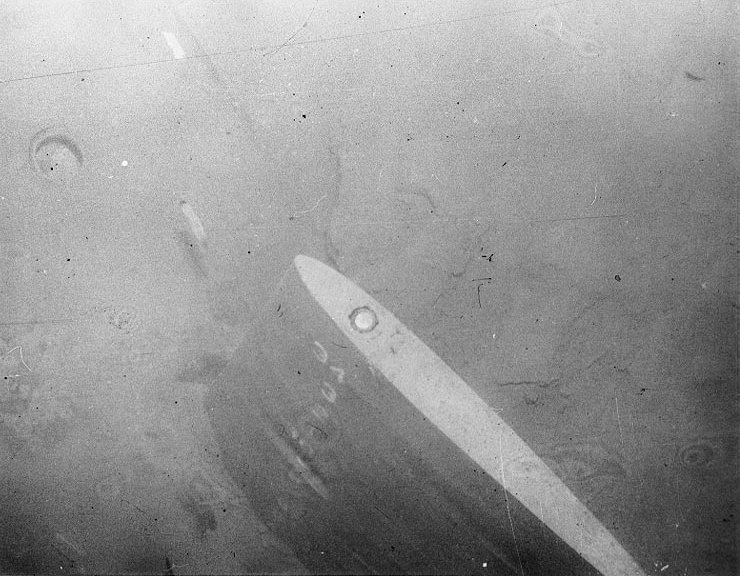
[{"xmin": 30, "ymin": 128, "xmax": 83, "ymax": 182}]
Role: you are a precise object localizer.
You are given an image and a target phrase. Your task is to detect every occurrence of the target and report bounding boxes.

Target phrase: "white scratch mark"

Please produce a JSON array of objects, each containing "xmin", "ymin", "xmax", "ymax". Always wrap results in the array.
[
  {"xmin": 375, "ymin": 166, "xmax": 385, "ymax": 194},
  {"xmin": 538, "ymin": 498, "xmax": 546, "ymax": 536},
  {"xmin": 4, "ymin": 346, "xmax": 31, "ymax": 372},
  {"xmin": 628, "ymin": 409, "xmax": 644, "ymax": 485},
  {"xmin": 615, "ymin": 397, "xmax": 625, "ymax": 455},
  {"xmin": 162, "ymin": 31, "xmax": 186, "ymax": 59},
  {"xmin": 264, "ymin": 0, "xmax": 318, "ymax": 57},
  {"xmin": 499, "ymin": 434, "xmax": 525, "ymax": 576},
  {"xmin": 291, "ymin": 194, "xmax": 327, "ymax": 218},
  {"xmin": 675, "ymin": 476, "xmax": 685, "ymax": 523}
]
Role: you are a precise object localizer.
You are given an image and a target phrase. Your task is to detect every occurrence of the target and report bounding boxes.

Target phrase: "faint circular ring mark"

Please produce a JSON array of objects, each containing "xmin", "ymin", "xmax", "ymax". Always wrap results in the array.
[
  {"xmin": 29, "ymin": 128, "xmax": 83, "ymax": 182},
  {"xmin": 679, "ymin": 442, "xmax": 715, "ymax": 468}
]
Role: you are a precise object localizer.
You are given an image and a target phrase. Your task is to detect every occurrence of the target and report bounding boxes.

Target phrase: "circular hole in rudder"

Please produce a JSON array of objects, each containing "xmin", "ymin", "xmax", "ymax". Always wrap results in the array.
[{"xmin": 349, "ymin": 306, "xmax": 378, "ymax": 333}]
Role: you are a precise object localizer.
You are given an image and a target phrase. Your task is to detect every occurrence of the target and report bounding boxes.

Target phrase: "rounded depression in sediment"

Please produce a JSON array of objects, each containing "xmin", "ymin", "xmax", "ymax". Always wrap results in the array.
[{"xmin": 30, "ymin": 129, "xmax": 83, "ymax": 182}]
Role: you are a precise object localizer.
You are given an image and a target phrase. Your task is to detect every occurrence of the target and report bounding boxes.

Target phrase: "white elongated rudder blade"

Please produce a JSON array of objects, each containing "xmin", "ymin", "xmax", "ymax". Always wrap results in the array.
[{"xmin": 295, "ymin": 255, "xmax": 646, "ymax": 576}]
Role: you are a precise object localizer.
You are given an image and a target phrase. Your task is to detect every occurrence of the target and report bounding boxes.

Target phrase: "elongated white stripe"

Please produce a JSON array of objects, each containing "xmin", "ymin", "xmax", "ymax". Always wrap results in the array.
[
  {"xmin": 180, "ymin": 200, "xmax": 206, "ymax": 245},
  {"xmin": 295, "ymin": 255, "xmax": 646, "ymax": 576},
  {"xmin": 162, "ymin": 31, "xmax": 186, "ymax": 59}
]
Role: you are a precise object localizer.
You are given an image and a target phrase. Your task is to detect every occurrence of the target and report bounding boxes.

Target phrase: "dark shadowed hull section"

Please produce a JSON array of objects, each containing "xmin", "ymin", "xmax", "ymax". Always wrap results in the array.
[{"xmin": 206, "ymin": 258, "xmax": 599, "ymax": 575}]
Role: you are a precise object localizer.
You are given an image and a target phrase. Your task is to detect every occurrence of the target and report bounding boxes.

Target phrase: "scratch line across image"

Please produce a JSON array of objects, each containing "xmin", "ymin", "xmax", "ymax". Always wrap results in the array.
[{"xmin": 0, "ymin": 0, "xmax": 616, "ymax": 86}]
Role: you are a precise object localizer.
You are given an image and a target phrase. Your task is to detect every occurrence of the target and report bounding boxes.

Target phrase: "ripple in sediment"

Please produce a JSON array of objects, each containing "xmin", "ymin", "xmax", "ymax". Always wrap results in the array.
[
  {"xmin": 679, "ymin": 441, "xmax": 715, "ymax": 468},
  {"xmin": 29, "ymin": 128, "xmax": 83, "ymax": 182}
]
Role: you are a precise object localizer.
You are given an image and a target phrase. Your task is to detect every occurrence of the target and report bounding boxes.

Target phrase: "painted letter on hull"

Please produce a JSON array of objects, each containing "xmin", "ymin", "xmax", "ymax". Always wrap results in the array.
[{"xmin": 206, "ymin": 255, "xmax": 646, "ymax": 575}]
